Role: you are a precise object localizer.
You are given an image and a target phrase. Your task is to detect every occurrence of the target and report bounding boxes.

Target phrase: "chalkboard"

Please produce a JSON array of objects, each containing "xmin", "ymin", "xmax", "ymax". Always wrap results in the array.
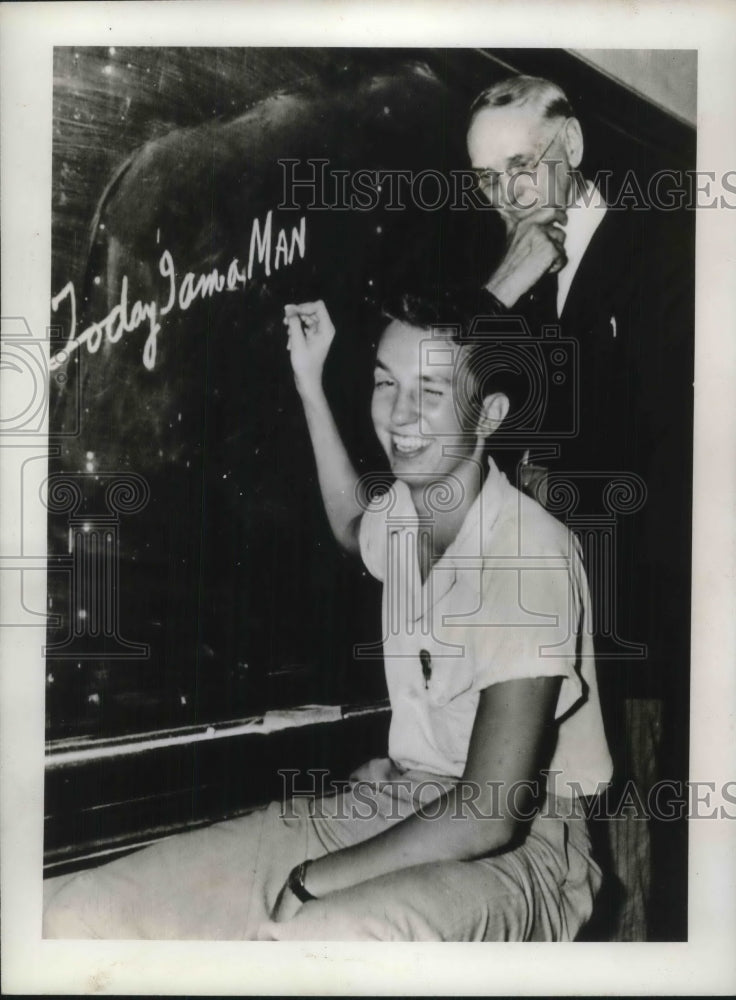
[
  {"xmin": 45, "ymin": 47, "xmax": 504, "ymax": 739},
  {"xmin": 45, "ymin": 46, "xmax": 695, "ymax": 742}
]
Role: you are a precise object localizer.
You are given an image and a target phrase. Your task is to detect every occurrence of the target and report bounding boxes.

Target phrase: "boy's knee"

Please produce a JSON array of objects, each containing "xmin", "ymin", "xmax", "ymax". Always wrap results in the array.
[
  {"xmin": 42, "ymin": 874, "xmax": 127, "ymax": 939},
  {"xmin": 43, "ymin": 896, "xmax": 97, "ymax": 939}
]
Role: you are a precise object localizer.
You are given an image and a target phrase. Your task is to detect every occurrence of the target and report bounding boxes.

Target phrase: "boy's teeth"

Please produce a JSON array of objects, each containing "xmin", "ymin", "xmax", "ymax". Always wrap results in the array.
[{"xmin": 393, "ymin": 435, "xmax": 425, "ymax": 452}]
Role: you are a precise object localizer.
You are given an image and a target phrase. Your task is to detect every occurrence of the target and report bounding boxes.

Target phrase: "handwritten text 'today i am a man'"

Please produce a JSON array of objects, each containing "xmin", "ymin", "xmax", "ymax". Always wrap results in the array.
[{"xmin": 50, "ymin": 211, "xmax": 307, "ymax": 372}]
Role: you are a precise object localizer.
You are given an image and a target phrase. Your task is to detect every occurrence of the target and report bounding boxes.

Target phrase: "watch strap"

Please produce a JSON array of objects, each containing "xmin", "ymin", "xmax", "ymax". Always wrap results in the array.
[{"xmin": 287, "ymin": 859, "xmax": 316, "ymax": 903}]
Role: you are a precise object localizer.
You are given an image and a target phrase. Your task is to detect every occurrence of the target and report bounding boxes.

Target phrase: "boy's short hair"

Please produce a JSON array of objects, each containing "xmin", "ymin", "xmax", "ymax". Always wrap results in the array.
[{"xmin": 379, "ymin": 287, "xmax": 525, "ymax": 420}]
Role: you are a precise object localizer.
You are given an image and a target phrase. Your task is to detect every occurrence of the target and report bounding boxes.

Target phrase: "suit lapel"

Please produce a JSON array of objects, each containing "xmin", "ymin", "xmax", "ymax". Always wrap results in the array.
[{"xmin": 560, "ymin": 210, "xmax": 637, "ymax": 335}]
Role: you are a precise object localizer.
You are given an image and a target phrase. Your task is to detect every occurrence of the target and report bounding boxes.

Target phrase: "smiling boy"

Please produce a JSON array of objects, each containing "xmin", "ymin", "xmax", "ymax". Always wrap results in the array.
[
  {"xmin": 43, "ymin": 289, "xmax": 611, "ymax": 941},
  {"xmin": 263, "ymin": 291, "xmax": 612, "ymax": 939}
]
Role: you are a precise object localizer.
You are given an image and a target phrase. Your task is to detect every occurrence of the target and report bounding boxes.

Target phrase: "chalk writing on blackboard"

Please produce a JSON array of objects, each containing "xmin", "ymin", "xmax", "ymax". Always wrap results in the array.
[{"xmin": 50, "ymin": 211, "xmax": 307, "ymax": 372}]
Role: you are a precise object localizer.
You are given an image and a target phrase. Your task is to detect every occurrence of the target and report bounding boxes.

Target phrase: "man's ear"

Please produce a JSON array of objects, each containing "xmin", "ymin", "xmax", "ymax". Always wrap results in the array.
[
  {"xmin": 477, "ymin": 392, "xmax": 510, "ymax": 438},
  {"xmin": 563, "ymin": 117, "xmax": 584, "ymax": 170}
]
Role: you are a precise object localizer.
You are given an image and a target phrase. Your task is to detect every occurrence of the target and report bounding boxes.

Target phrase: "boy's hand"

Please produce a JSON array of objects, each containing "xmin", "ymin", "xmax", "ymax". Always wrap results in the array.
[
  {"xmin": 284, "ymin": 300, "xmax": 335, "ymax": 399},
  {"xmin": 267, "ymin": 880, "xmax": 304, "ymax": 924}
]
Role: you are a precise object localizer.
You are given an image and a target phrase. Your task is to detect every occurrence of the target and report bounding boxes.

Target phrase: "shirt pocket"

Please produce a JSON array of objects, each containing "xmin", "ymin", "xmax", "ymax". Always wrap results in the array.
[
  {"xmin": 423, "ymin": 571, "xmax": 482, "ymax": 707},
  {"xmin": 423, "ymin": 649, "xmax": 475, "ymax": 707}
]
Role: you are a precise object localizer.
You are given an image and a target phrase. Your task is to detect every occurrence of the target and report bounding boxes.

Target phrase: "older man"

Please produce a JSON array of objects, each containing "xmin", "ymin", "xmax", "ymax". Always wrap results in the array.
[
  {"xmin": 468, "ymin": 76, "xmax": 585, "ymax": 315},
  {"xmin": 466, "ymin": 75, "xmax": 695, "ymax": 941}
]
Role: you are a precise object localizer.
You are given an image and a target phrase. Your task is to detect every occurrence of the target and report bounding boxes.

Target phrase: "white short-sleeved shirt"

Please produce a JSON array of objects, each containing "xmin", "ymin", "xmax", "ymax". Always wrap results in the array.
[{"xmin": 359, "ymin": 458, "xmax": 612, "ymax": 798}]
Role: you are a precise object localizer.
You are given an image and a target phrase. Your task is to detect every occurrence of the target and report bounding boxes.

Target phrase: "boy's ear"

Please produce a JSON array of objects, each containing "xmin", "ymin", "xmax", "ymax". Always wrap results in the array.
[{"xmin": 477, "ymin": 392, "xmax": 510, "ymax": 438}]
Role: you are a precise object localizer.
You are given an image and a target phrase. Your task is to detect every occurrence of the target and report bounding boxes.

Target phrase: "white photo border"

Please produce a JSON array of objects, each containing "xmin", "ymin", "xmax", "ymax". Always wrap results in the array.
[{"xmin": 1, "ymin": 0, "xmax": 735, "ymax": 994}]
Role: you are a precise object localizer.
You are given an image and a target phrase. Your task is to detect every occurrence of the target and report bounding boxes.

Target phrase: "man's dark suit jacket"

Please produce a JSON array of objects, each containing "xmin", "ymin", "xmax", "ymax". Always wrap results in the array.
[
  {"xmin": 556, "ymin": 205, "xmax": 694, "ymax": 678},
  {"xmin": 466, "ymin": 201, "xmax": 694, "ymax": 940},
  {"xmin": 478, "ymin": 201, "xmax": 695, "ymax": 722}
]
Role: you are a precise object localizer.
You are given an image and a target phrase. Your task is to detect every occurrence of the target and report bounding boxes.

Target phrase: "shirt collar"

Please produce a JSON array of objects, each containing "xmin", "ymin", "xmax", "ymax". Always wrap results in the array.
[
  {"xmin": 445, "ymin": 455, "xmax": 509, "ymax": 560},
  {"xmin": 386, "ymin": 458, "xmax": 511, "ymax": 617},
  {"xmin": 557, "ymin": 181, "xmax": 607, "ymax": 314},
  {"xmin": 387, "ymin": 455, "xmax": 510, "ymax": 554}
]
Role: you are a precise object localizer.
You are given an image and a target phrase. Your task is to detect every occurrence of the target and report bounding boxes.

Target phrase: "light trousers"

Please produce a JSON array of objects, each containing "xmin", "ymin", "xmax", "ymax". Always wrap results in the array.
[{"xmin": 43, "ymin": 758, "xmax": 601, "ymax": 941}]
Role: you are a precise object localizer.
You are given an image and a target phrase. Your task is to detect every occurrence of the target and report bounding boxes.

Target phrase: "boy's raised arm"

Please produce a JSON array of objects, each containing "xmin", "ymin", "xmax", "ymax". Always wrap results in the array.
[{"xmin": 284, "ymin": 300, "xmax": 363, "ymax": 555}]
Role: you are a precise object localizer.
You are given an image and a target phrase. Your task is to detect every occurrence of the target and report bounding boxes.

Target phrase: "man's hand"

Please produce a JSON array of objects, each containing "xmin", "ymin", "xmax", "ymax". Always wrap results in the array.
[
  {"xmin": 485, "ymin": 207, "xmax": 568, "ymax": 308},
  {"xmin": 284, "ymin": 299, "xmax": 336, "ymax": 400}
]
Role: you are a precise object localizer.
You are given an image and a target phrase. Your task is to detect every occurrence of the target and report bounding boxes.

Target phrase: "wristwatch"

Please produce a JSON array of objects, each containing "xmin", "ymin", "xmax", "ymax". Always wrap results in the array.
[{"xmin": 287, "ymin": 859, "xmax": 316, "ymax": 903}]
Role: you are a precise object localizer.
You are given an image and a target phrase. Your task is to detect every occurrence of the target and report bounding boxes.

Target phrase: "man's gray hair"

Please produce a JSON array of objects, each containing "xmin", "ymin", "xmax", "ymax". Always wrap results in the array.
[{"xmin": 469, "ymin": 75, "xmax": 574, "ymax": 124}]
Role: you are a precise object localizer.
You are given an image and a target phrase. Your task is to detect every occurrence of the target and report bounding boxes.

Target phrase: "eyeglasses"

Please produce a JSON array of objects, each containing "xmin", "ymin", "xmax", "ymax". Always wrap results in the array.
[{"xmin": 472, "ymin": 117, "xmax": 570, "ymax": 193}]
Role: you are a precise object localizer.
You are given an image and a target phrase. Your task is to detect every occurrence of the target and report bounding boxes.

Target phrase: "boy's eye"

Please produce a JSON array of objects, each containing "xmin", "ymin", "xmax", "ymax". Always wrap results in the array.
[
  {"xmin": 422, "ymin": 386, "xmax": 444, "ymax": 397},
  {"xmin": 373, "ymin": 377, "xmax": 394, "ymax": 389}
]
